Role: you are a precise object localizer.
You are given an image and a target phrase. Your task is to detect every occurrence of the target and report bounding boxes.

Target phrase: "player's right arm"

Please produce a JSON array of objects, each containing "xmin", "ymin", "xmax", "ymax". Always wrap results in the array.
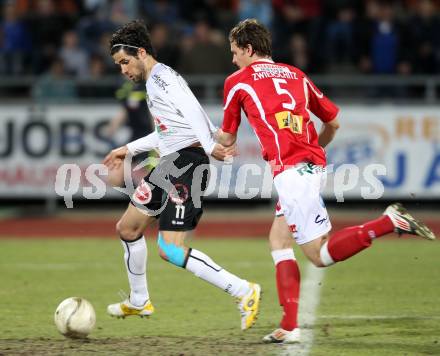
[
  {"xmin": 126, "ymin": 131, "xmax": 159, "ymax": 155},
  {"xmin": 220, "ymin": 76, "xmax": 242, "ymax": 147}
]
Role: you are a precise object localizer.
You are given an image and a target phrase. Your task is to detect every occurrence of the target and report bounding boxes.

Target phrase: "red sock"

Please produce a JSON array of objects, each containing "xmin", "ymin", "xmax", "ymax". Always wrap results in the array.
[
  {"xmin": 328, "ymin": 215, "xmax": 394, "ymax": 262},
  {"xmin": 276, "ymin": 260, "xmax": 300, "ymax": 331}
]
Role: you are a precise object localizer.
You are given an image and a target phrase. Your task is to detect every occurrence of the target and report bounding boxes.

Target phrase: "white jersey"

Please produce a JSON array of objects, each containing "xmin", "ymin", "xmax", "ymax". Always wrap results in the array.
[{"xmin": 126, "ymin": 63, "xmax": 217, "ymax": 157}]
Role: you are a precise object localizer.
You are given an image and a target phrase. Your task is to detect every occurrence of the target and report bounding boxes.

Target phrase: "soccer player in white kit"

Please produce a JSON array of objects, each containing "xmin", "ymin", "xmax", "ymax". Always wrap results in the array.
[
  {"xmin": 216, "ymin": 19, "xmax": 436, "ymax": 343},
  {"xmin": 103, "ymin": 20, "xmax": 261, "ymax": 330}
]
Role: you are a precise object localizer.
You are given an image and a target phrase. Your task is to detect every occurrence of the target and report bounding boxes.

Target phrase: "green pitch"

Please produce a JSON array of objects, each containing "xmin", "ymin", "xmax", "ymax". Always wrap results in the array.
[{"xmin": 0, "ymin": 238, "xmax": 438, "ymax": 355}]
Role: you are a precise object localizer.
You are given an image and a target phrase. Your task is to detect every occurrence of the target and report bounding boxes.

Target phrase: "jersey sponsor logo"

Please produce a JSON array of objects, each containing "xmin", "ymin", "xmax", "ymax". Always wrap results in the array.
[
  {"xmin": 275, "ymin": 111, "xmax": 303, "ymax": 134},
  {"xmin": 169, "ymin": 183, "xmax": 189, "ymax": 204},
  {"xmin": 154, "ymin": 116, "xmax": 168, "ymax": 132},
  {"xmin": 132, "ymin": 181, "xmax": 153, "ymax": 205},
  {"xmin": 296, "ymin": 162, "xmax": 315, "ymax": 176},
  {"xmin": 296, "ymin": 162, "xmax": 324, "ymax": 176},
  {"xmin": 154, "ymin": 116, "xmax": 177, "ymax": 137},
  {"xmin": 151, "ymin": 74, "xmax": 169, "ymax": 93}
]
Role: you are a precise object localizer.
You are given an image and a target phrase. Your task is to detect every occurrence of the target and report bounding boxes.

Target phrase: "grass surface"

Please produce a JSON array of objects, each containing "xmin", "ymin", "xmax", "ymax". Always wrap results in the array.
[{"xmin": 0, "ymin": 237, "xmax": 438, "ymax": 355}]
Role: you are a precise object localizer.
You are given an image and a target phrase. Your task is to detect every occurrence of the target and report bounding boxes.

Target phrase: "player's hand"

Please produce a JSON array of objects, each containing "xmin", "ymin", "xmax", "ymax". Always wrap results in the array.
[
  {"xmin": 215, "ymin": 129, "xmax": 237, "ymax": 147},
  {"xmin": 103, "ymin": 145, "xmax": 129, "ymax": 169},
  {"xmin": 211, "ymin": 143, "xmax": 237, "ymax": 162}
]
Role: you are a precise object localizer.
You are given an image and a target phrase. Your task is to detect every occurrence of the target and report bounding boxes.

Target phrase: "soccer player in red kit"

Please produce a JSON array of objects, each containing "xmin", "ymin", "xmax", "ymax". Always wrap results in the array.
[{"xmin": 216, "ymin": 19, "xmax": 436, "ymax": 344}]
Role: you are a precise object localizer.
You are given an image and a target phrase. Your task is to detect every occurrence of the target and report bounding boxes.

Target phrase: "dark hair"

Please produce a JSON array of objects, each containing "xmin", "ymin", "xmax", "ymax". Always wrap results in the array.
[
  {"xmin": 110, "ymin": 19, "xmax": 156, "ymax": 57},
  {"xmin": 229, "ymin": 19, "xmax": 271, "ymax": 57}
]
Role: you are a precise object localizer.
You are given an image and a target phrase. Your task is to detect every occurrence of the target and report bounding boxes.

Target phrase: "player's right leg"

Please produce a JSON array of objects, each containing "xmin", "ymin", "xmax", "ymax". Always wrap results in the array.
[
  {"xmin": 107, "ymin": 203, "xmax": 157, "ymax": 318},
  {"xmin": 262, "ymin": 215, "xmax": 301, "ymax": 344}
]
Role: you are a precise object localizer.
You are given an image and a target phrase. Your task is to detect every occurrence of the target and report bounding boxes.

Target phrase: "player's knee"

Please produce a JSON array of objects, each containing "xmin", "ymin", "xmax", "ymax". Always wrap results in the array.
[
  {"xmin": 305, "ymin": 251, "xmax": 327, "ymax": 268},
  {"xmin": 158, "ymin": 247, "xmax": 168, "ymax": 261},
  {"xmin": 157, "ymin": 232, "xmax": 186, "ymax": 267},
  {"xmin": 115, "ymin": 219, "xmax": 124, "ymax": 235},
  {"xmin": 116, "ymin": 220, "xmax": 140, "ymax": 241},
  {"xmin": 270, "ymin": 237, "xmax": 292, "ymax": 251}
]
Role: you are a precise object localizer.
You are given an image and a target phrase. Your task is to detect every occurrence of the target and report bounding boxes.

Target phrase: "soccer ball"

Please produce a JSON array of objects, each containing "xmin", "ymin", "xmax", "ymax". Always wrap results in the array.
[{"xmin": 54, "ymin": 297, "xmax": 96, "ymax": 338}]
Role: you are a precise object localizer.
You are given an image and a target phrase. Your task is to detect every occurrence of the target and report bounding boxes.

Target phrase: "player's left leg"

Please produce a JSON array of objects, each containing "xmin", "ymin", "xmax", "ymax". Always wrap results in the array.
[
  {"xmin": 157, "ymin": 230, "xmax": 261, "ymax": 330},
  {"xmin": 312, "ymin": 203, "xmax": 436, "ymax": 267},
  {"xmin": 155, "ymin": 146, "xmax": 261, "ymax": 329}
]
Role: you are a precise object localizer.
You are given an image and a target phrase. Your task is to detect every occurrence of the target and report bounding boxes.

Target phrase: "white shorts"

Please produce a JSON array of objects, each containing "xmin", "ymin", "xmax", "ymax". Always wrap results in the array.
[{"xmin": 274, "ymin": 163, "xmax": 332, "ymax": 245}]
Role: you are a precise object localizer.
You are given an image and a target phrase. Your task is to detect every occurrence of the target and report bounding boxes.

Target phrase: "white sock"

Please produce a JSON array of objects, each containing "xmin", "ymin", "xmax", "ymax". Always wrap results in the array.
[
  {"xmin": 319, "ymin": 241, "xmax": 335, "ymax": 267},
  {"xmin": 271, "ymin": 248, "xmax": 295, "ymax": 265},
  {"xmin": 121, "ymin": 235, "xmax": 149, "ymax": 306},
  {"xmin": 185, "ymin": 248, "xmax": 250, "ymax": 298}
]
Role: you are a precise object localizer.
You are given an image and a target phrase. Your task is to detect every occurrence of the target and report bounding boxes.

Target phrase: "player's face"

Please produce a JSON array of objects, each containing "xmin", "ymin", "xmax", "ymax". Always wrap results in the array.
[
  {"xmin": 230, "ymin": 41, "xmax": 252, "ymax": 69},
  {"xmin": 113, "ymin": 50, "xmax": 146, "ymax": 83}
]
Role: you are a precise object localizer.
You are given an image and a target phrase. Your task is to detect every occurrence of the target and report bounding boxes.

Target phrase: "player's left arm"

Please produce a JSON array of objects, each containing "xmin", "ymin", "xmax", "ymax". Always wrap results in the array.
[
  {"xmin": 304, "ymin": 76, "xmax": 340, "ymax": 148},
  {"xmin": 318, "ymin": 117, "xmax": 340, "ymax": 148}
]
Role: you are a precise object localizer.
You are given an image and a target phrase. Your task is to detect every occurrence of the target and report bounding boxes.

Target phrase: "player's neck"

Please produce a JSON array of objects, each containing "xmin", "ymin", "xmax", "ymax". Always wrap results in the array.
[
  {"xmin": 144, "ymin": 57, "xmax": 158, "ymax": 80},
  {"xmin": 250, "ymin": 56, "xmax": 273, "ymax": 65}
]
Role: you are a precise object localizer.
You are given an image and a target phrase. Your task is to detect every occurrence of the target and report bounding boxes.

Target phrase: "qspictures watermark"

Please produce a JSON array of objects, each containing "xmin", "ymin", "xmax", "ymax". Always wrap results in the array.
[{"xmin": 55, "ymin": 155, "xmax": 387, "ymax": 209}]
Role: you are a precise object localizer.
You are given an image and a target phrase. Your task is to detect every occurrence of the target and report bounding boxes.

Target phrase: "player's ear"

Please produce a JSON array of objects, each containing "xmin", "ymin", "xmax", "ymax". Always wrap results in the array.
[
  {"xmin": 246, "ymin": 44, "xmax": 254, "ymax": 57},
  {"xmin": 138, "ymin": 47, "xmax": 147, "ymax": 58}
]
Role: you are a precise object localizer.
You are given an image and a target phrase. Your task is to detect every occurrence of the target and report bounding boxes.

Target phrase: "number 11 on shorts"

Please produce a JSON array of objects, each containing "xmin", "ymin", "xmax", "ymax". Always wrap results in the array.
[{"xmin": 175, "ymin": 205, "xmax": 185, "ymax": 219}]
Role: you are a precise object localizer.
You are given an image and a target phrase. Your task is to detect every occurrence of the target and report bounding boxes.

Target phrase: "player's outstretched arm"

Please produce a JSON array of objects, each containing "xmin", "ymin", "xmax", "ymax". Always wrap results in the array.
[
  {"xmin": 211, "ymin": 143, "xmax": 237, "ymax": 162},
  {"xmin": 318, "ymin": 117, "xmax": 340, "ymax": 148}
]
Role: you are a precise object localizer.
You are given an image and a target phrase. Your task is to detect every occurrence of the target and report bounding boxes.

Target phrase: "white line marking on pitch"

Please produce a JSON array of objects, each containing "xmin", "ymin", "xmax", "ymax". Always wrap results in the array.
[
  {"xmin": 279, "ymin": 263, "xmax": 325, "ymax": 356},
  {"xmin": 320, "ymin": 315, "xmax": 440, "ymax": 320}
]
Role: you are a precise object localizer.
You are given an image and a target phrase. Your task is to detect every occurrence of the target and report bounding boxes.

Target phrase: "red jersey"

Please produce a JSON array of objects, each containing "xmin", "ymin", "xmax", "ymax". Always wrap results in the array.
[{"xmin": 222, "ymin": 60, "xmax": 339, "ymax": 176}]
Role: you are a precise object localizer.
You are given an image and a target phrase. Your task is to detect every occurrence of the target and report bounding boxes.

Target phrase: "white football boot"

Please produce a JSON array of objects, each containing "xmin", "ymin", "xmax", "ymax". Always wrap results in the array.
[
  {"xmin": 262, "ymin": 328, "xmax": 301, "ymax": 344},
  {"xmin": 384, "ymin": 203, "xmax": 436, "ymax": 240},
  {"xmin": 237, "ymin": 283, "xmax": 261, "ymax": 330},
  {"xmin": 107, "ymin": 298, "xmax": 154, "ymax": 318}
]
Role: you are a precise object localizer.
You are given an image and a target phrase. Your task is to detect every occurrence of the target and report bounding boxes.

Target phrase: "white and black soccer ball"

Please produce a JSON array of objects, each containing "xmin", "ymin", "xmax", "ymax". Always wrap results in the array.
[{"xmin": 54, "ymin": 297, "xmax": 96, "ymax": 338}]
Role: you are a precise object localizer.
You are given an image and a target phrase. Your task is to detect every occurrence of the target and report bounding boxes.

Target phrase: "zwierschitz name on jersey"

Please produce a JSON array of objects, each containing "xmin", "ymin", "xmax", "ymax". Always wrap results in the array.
[
  {"xmin": 127, "ymin": 63, "xmax": 217, "ymax": 157},
  {"xmin": 251, "ymin": 63, "xmax": 298, "ymax": 81}
]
